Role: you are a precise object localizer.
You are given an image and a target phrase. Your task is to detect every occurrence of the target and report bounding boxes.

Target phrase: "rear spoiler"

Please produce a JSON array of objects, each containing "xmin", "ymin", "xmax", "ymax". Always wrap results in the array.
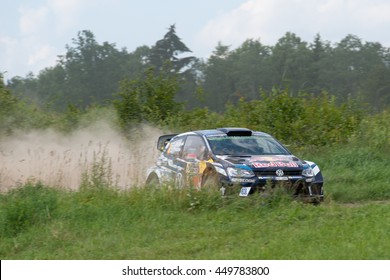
[{"xmin": 157, "ymin": 134, "xmax": 178, "ymax": 151}]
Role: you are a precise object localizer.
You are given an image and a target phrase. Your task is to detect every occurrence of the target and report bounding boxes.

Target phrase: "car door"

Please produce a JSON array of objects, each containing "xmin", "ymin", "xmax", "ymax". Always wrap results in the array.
[
  {"xmin": 160, "ymin": 135, "xmax": 186, "ymax": 184},
  {"xmin": 181, "ymin": 135, "xmax": 208, "ymax": 188}
]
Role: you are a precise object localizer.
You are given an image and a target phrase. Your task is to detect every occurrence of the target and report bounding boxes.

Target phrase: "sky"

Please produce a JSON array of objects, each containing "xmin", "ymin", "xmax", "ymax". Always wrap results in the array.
[{"xmin": 1, "ymin": 0, "xmax": 390, "ymax": 80}]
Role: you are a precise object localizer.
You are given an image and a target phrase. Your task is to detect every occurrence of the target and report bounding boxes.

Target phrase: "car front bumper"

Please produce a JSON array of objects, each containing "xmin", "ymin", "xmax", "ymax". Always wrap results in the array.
[{"xmin": 223, "ymin": 175, "xmax": 324, "ymax": 201}]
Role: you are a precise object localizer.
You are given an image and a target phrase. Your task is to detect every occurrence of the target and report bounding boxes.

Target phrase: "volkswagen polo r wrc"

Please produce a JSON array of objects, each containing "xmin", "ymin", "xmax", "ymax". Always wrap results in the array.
[{"xmin": 146, "ymin": 128, "xmax": 324, "ymax": 202}]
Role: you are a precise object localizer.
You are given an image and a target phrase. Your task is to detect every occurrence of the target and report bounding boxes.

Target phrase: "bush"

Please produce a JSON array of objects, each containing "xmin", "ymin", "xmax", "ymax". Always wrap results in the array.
[
  {"xmin": 220, "ymin": 89, "xmax": 366, "ymax": 147},
  {"xmin": 350, "ymin": 110, "xmax": 390, "ymax": 154},
  {"xmin": 165, "ymin": 107, "xmax": 225, "ymax": 132},
  {"xmin": 0, "ymin": 182, "xmax": 59, "ymax": 237},
  {"xmin": 114, "ymin": 68, "xmax": 182, "ymax": 129},
  {"xmin": 0, "ymin": 75, "xmax": 55, "ymax": 135}
]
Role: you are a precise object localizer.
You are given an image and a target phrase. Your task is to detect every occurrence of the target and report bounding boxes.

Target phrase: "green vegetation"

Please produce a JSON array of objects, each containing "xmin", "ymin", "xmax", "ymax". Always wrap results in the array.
[
  {"xmin": 309, "ymin": 110, "xmax": 390, "ymax": 203},
  {"xmin": 1, "ymin": 26, "xmax": 390, "ymax": 259},
  {"xmin": 1, "ymin": 181, "xmax": 390, "ymax": 259},
  {"xmin": 0, "ymin": 96, "xmax": 389, "ymax": 259},
  {"xmin": 114, "ymin": 67, "xmax": 182, "ymax": 129},
  {"xmin": 5, "ymin": 28, "xmax": 390, "ymax": 112}
]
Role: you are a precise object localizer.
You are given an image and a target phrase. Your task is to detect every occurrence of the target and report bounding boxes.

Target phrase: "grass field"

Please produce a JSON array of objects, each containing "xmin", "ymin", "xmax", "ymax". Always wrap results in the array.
[
  {"xmin": 1, "ymin": 135, "xmax": 390, "ymax": 260},
  {"xmin": 1, "ymin": 187, "xmax": 390, "ymax": 260}
]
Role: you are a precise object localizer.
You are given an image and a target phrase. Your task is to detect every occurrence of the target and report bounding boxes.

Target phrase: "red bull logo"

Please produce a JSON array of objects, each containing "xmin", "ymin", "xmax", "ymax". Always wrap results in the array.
[{"xmin": 252, "ymin": 161, "xmax": 299, "ymax": 168}]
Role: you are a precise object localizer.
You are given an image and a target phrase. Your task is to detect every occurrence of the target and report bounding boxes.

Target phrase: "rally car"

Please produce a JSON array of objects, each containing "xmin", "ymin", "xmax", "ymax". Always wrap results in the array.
[{"xmin": 145, "ymin": 127, "xmax": 323, "ymax": 202}]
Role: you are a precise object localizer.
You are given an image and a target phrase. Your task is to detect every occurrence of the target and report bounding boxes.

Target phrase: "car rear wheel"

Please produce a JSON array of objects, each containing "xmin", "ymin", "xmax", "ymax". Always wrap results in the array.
[{"xmin": 145, "ymin": 173, "xmax": 160, "ymax": 188}]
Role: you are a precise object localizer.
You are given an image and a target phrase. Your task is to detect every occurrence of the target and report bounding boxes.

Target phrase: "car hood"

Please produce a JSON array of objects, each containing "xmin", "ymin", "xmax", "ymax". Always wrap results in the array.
[{"xmin": 216, "ymin": 155, "xmax": 304, "ymax": 170}]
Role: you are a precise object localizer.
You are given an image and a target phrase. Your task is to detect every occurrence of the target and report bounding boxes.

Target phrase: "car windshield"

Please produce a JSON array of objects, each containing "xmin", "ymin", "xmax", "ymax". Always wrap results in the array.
[{"xmin": 206, "ymin": 135, "xmax": 290, "ymax": 156}]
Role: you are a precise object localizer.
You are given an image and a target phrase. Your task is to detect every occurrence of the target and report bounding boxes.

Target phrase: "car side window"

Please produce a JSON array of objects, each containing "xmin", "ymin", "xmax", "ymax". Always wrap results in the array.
[
  {"xmin": 182, "ymin": 135, "xmax": 207, "ymax": 160},
  {"xmin": 165, "ymin": 136, "xmax": 185, "ymax": 158}
]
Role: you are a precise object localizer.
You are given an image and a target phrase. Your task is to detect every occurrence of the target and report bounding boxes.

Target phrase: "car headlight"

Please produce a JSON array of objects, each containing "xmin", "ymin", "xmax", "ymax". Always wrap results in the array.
[
  {"xmin": 302, "ymin": 166, "xmax": 314, "ymax": 177},
  {"xmin": 227, "ymin": 167, "xmax": 255, "ymax": 178}
]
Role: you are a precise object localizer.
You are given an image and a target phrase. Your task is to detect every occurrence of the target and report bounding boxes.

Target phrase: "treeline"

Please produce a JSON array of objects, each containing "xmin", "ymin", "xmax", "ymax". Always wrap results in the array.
[
  {"xmin": 1, "ymin": 25, "xmax": 390, "ymax": 151},
  {"xmin": 4, "ymin": 25, "xmax": 390, "ymax": 112},
  {"xmin": 0, "ymin": 69, "xmax": 379, "ymax": 149}
]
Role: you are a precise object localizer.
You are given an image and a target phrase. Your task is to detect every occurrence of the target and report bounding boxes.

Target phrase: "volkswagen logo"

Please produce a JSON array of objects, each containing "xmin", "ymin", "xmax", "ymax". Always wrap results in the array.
[{"xmin": 276, "ymin": 169, "xmax": 284, "ymax": 177}]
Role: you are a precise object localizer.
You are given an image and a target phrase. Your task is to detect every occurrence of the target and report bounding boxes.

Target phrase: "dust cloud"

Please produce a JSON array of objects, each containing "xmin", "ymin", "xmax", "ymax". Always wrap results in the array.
[{"xmin": 0, "ymin": 122, "xmax": 163, "ymax": 191}]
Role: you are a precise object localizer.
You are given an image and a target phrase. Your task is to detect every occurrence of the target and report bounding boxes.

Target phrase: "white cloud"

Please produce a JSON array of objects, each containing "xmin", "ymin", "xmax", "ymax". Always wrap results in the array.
[
  {"xmin": 28, "ymin": 44, "xmax": 58, "ymax": 67},
  {"xmin": 46, "ymin": 0, "xmax": 84, "ymax": 33},
  {"xmin": 355, "ymin": 1, "xmax": 390, "ymax": 25},
  {"xmin": 2, "ymin": 0, "xmax": 390, "ymax": 79},
  {"xmin": 317, "ymin": 0, "xmax": 339, "ymax": 13},
  {"xmin": 0, "ymin": 36, "xmax": 19, "ymax": 76},
  {"xmin": 196, "ymin": 0, "xmax": 390, "ymax": 54},
  {"xmin": 196, "ymin": 0, "xmax": 275, "ymax": 51},
  {"xmin": 0, "ymin": 34, "xmax": 59, "ymax": 79},
  {"xmin": 1, "ymin": 0, "xmax": 86, "ymax": 79},
  {"xmin": 18, "ymin": 0, "xmax": 85, "ymax": 36},
  {"xmin": 19, "ymin": 5, "xmax": 49, "ymax": 35}
]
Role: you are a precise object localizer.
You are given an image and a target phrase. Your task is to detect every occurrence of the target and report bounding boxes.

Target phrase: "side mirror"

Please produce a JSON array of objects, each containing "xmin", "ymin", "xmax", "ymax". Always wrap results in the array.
[{"xmin": 157, "ymin": 134, "xmax": 177, "ymax": 151}]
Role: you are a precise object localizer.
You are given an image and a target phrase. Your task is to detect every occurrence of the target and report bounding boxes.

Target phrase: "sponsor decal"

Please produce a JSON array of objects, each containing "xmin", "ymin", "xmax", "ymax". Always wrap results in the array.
[
  {"xmin": 252, "ymin": 161, "xmax": 299, "ymax": 168},
  {"xmin": 231, "ymin": 178, "xmax": 256, "ymax": 183}
]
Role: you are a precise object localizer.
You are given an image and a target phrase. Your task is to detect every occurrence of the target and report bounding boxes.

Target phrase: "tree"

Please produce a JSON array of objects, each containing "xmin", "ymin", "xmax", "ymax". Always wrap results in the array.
[
  {"xmin": 6, "ymin": 73, "xmax": 39, "ymax": 103},
  {"xmin": 202, "ymin": 43, "xmax": 235, "ymax": 111},
  {"xmin": 34, "ymin": 65, "xmax": 66, "ymax": 107},
  {"xmin": 318, "ymin": 34, "xmax": 390, "ymax": 106},
  {"xmin": 326, "ymin": 34, "xmax": 364, "ymax": 99},
  {"xmin": 148, "ymin": 24, "xmax": 195, "ymax": 73},
  {"xmin": 56, "ymin": 30, "xmax": 131, "ymax": 108},
  {"xmin": 270, "ymin": 32, "xmax": 312, "ymax": 94},
  {"xmin": 147, "ymin": 24, "xmax": 200, "ymax": 108},
  {"xmin": 307, "ymin": 34, "xmax": 332, "ymax": 94},
  {"xmin": 0, "ymin": 74, "xmax": 51, "ymax": 134},
  {"xmin": 0, "ymin": 73, "xmax": 18, "ymax": 117},
  {"xmin": 124, "ymin": 45, "xmax": 152, "ymax": 81},
  {"xmin": 358, "ymin": 42, "xmax": 390, "ymax": 110},
  {"xmin": 230, "ymin": 39, "xmax": 273, "ymax": 100},
  {"xmin": 114, "ymin": 67, "xmax": 182, "ymax": 128}
]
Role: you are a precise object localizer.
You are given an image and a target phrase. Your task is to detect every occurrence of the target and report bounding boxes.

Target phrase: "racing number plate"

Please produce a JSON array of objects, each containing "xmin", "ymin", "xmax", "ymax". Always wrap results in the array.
[{"xmin": 239, "ymin": 187, "xmax": 251, "ymax": 197}]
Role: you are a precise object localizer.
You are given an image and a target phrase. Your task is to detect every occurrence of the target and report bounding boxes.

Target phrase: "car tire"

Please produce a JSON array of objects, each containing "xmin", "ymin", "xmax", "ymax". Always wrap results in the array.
[
  {"xmin": 201, "ymin": 171, "xmax": 220, "ymax": 191},
  {"xmin": 175, "ymin": 172, "xmax": 186, "ymax": 189},
  {"xmin": 145, "ymin": 173, "xmax": 160, "ymax": 188}
]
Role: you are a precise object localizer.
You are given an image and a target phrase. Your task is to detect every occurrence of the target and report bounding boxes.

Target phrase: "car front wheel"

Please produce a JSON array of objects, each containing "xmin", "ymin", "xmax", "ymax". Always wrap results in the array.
[
  {"xmin": 175, "ymin": 172, "xmax": 186, "ymax": 189},
  {"xmin": 201, "ymin": 171, "xmax": 221, "ymax": 192}
]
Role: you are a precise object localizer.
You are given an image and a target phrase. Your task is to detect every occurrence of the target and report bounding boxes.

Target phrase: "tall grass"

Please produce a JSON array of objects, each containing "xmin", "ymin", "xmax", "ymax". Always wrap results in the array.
[
  {"xmin": 0, "ymin": 182, "xmax": 58, "ymax": 237},
  {"xmin": 1, "ymin": 181, "xmax": 390, "ymax": 259},
  {"xmin": 298, "ymin": 110, "xmax": 390, "ymax": 203},
  {"xmin": 1, "ymin": 100, "xmax": 389, "ymax": 259}
]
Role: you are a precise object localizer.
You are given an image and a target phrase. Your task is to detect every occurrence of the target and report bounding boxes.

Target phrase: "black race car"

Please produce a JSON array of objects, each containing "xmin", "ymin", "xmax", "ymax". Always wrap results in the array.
[{"xmin": 146, "ymin": 128, "xmax": 323, "ymax": 202}]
